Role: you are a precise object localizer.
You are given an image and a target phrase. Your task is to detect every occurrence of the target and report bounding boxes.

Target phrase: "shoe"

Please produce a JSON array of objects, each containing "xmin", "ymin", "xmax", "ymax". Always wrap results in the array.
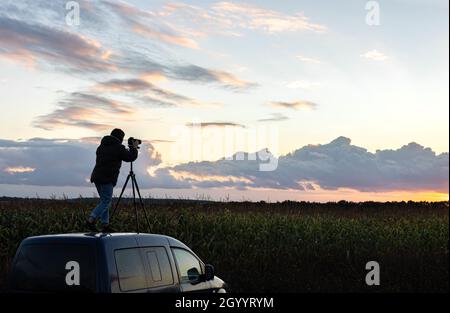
[
  {"xmin": 85, "ymin": 220, "xmax": 98, "ymax": 232},
  {"xmin": 101, "ymin": 224, "xmax": 115, "ymax": 233}
]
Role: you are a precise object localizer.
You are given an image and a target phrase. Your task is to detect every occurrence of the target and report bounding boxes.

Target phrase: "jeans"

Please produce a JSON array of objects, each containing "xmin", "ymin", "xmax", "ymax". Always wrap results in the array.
[{"xmin": 90, "ymin": 183, "xmax": 113, "ymax": 224}]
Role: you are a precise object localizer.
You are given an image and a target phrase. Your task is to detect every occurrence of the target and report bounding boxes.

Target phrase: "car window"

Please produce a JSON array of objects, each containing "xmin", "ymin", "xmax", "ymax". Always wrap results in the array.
[
  {"xmin": 142, "ymin": 247, "xmax": 174, "ymax": 288},
  {"xmin": 114, "ymin": 248, "xmax": 147, "ymax": 292},
  {"xmin": 11, "ymin": 243, "xmax": 96, "ymax": 292},
  {"xmin": 172, "ymin": 248, "xmax": 202, "ymax": 283}
]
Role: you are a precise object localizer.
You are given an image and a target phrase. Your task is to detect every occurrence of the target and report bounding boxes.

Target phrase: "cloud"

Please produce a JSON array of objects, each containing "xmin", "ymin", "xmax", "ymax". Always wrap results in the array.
[
  {"xmin": 257, "ymin": 113, "xmax": 289, "ymax": 122},
  {"xmin": 96, "ymin": 78, "xmax": 191, "ymax": 102},
  {"xmin": 1, "ymin": 137, "xmax": 447, "ymax": 194},
  {"xmin": 0, "ymin": 3, "xmax": 256, "ymax": 90},
  {"xmin": 134, "ymin": 95, "xmax": 179, "ymax": 108},
  {"xmin": 95, "ymin": 78, "xmax": 219, "ymax": 107},
  {"xmin": 167, "ymin": 136, "xmax": 449, "ymax": 193},
  {"xmin": 33, "ymin": 73, "xmax": 227, "ymax": 131},
  {"xmin": 33, "ymin": 92, "xmax": 133, "ymax": 131},
  {"xmin": 131, "ymin": 22, "xmax": 199, "ymax": 49},
  {"xmin": 0, "ymin": 138, "xmax": 100, "ymax": 186},
  {"xmin": 117, "ymin": 53, "xmax": 257, "ymax": 90},
  {"xmin": 0, "ymin": 137, "xmax": 166, "ymax": 188},
  {"xmin": 95, "ymin": 79, "xmax": 154, "ymax": 92},
  {"xmin": 286, "ymin": 80, "xmax": 321, "ymax": 89},
  {"xmin": 360, "ymin": 50, "xmax": 389, "ymax": 61},
  {"xmin": 4, "ymin": 166, "xmax": 35, "ymax": 174},
  {"xmin": 149, "ymin": 139, "xmax": 175, "ymax": 144},
  {"xmin": 214, "ymin": 2, "xmax": 326, "ymax": 33},
  {"xmin": 103, "ymin": 0, "xmax": 199, "ymax": 49},
  {"xmin": 168, "ymin": 65, "xmax": 258, "ymax": 90},
  {"xmin": 185, "ymin": 122, "xmax": 246, "ymax": 128},
  {"xmin": 296, "ymin": 55, "xmax": 321, "ymax": 63},
  {"xmin": 0, "ymin": 15, "xmax": 115, "ymax": 72},
  {"xmin": 271, "ymin": 100, "xmax": 318, "ymax": 110},
  {"xmin": 161, "ymin": 1, "xmax": 327, "ymax": 35}
]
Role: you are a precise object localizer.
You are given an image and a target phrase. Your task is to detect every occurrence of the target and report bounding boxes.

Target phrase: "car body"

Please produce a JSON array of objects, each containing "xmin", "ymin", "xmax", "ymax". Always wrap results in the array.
[{"xmin": 9, "ymin": 232, "xmax": 227, "ymax": 293}]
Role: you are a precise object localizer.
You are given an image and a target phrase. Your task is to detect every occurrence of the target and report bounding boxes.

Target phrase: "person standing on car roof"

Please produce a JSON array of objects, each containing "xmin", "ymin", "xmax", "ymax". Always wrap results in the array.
[{"xmin": 86, "ymin": 128, "xmax": 138, "ymax": 233}]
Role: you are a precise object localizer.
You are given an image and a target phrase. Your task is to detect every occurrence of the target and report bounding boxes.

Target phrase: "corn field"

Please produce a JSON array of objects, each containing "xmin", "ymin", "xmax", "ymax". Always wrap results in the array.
[{"xmin": 0, "ymin": 198, "xmax": 448, "ymax": 292}]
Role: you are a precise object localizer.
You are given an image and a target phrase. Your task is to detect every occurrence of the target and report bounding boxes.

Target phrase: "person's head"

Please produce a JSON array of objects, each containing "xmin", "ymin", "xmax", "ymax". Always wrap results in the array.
[{"xmin": 110, "ymin": 128, "xmax": 125, "ymax": 143}]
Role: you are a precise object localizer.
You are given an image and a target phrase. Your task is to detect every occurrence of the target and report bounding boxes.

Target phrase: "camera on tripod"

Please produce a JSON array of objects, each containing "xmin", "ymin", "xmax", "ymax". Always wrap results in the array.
[{"xmin": 128, "ymin": 137, "xmax": 142, "ymax": 149}]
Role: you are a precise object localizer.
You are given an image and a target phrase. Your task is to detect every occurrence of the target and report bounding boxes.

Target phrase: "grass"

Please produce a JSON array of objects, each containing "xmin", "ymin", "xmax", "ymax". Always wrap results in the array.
[{"xmin": 0, "ymin": 198, "xmax": 448, "ymax": 292}]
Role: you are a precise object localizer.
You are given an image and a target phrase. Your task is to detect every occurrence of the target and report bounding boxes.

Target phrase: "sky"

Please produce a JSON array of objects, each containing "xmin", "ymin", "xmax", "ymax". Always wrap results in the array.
[{"xmin": 0, "ymin": 0, "xmax": 448, "ymax": 201}]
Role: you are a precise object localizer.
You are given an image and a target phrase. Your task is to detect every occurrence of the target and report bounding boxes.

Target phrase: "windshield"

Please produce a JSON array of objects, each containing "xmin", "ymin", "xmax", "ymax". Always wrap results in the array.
[{"xmin": 10, "ymin": 243, "xmax": 96, "ymax": 292}]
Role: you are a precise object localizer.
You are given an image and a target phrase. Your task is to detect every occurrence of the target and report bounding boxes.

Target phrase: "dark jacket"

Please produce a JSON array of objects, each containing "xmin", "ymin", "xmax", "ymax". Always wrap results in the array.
[{"xmin": 90, "ymin": 136, "xmax": 138, "ymax": 186}]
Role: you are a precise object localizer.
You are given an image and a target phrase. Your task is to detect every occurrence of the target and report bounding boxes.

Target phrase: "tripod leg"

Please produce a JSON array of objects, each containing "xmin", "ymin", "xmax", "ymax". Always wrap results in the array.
[
  {"xmin": 111, "ymin": 174, "xmax": 131, "ymax": 220},
  {"xmin": 131, "ymin": 174, "xmax": 139, "ymax": 233},
  {"xmin": 133, "ymin": 177, "xmax": 152, "ymax": 232}
]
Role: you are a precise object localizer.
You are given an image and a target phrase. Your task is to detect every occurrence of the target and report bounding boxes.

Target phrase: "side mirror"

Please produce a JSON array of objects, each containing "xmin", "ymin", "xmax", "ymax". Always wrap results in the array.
[
  {"xmin": 187, "ymin": 267, "xmax": 201, "ymax": 284},
  {"xmin": 205, "ymin": 264, "xmax": 215, "ymax": 281}
]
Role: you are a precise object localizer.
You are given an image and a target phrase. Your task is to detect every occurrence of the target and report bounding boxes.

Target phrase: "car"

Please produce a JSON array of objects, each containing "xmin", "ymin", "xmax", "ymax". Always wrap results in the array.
[{"xmin": 8, "ymin": 232, "xmax": 227, "ymax": 293}]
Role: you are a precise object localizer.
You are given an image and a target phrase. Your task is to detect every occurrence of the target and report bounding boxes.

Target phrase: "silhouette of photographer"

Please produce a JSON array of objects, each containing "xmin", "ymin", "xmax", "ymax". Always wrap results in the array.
[{"xmin": 86, "ymin": 128, "xmax": 138, "ymax": 232}]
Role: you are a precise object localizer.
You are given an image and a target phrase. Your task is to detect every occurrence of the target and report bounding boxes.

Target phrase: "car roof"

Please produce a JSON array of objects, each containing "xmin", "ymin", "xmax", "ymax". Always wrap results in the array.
[{"xmin": 21, "ymin": 233, "xmax": 192, "ymax": 250}]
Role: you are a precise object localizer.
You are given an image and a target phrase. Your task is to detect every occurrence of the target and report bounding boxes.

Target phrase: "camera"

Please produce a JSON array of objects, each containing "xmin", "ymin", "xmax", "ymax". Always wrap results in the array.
[{"xmin": 128, "ymin": 137, "xmax": 142, "ymax": 148}]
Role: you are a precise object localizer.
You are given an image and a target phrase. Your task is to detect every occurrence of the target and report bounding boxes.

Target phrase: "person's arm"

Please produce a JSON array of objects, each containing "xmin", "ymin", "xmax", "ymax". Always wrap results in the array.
[{"xmin": 120, "ymin": 145, "xmax": 138, "ymax": 162}]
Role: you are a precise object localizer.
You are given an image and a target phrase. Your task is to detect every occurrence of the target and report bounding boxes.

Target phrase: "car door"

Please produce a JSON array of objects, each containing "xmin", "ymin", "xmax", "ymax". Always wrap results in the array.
[
  {"xmin": 113, "ymin": 247, "xmax": 179, "ymax": 293},
  {"xmin": 140, "ymin": 246, "xmax": 179, "ymax": 293},
  {"xmin": 113, "ymin": 247, "xmax": 149, "ymax": 293},
  {"xmin": 10, "ymin": 242, "xmax": 97, "ymax": 293},
  {"xmin": 171, "ymin": 247, "xmax": 212, "ymax": 293}
]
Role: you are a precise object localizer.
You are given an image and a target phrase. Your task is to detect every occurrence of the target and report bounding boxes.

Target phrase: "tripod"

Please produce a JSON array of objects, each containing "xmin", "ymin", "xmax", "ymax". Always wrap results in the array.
[{"xmin": 111, "ymin": 162, "xmax": 151, "ymax": 233}]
